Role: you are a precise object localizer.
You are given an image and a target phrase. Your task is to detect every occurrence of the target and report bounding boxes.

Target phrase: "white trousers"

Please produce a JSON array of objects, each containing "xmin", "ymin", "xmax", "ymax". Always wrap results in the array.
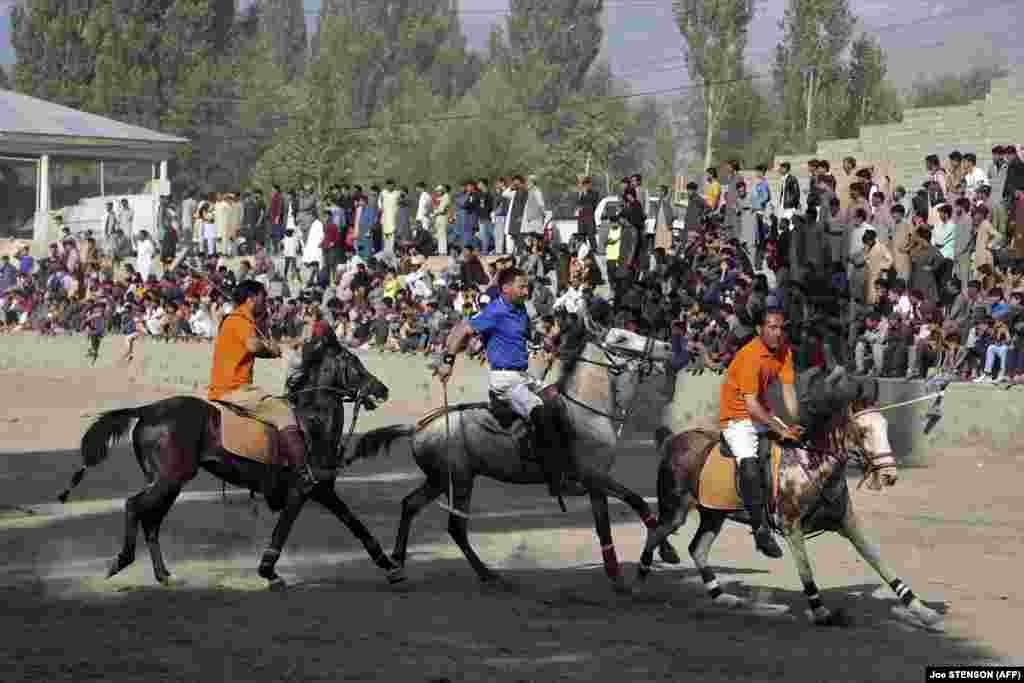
[
  {"xmin": 722, "ymin": 419, "xmax": 768, "ymax": 462},
  {"xmin": 489, "ymin": 370, "xmax": 543, "ymax": 418}
]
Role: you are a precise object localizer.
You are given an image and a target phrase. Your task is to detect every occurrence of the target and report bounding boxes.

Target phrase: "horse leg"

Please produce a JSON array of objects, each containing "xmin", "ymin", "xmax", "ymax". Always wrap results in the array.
[
  {"xmin": 589, "ymin": 489, "xmax": 629, "ymax": 594},
  {"xmin": 689, "ymin": 510, "xmax": 738, "ymax": 606},
  {"xmin": 841, "ymin": 506, "xmax": 942, "ymax": 628},
  {"xmin": 784, "ymin": 524, "xmax": 846, "ymax": 626},
  {"xmin": 257, "ymin": 483, "xmax": 308, "ymax": 589},
  {"xmin": 392, "ymin": 478, "xmax": 444, "ymax": 568},
  {"xmin": 310, "ymin": 484, "xmax": 406, "ymax": 584},
  {"xmin": 445, "ymin": 476, "xmax": 499, "ymax": 583},
  {"xmin": 133, "ymin": 479, "xmax": 182, "ymax": 585},
  {"xmin": 638, "ymin": 491, "xmax": 692, "ymax": 581},
  {"xmin": 107, "ymin": 490, "xmax": 144, "ymax": 578}
]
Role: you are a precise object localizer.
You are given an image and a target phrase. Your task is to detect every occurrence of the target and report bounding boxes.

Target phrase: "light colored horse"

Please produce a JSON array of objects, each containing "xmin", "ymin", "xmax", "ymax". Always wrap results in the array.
[
  {"xmin": 352, "ymin": 327, "xmax": 673, "ymax": 593},
  {"xmin": 640, "ymin": 379, "xmax": 943, "ymax": 629}
]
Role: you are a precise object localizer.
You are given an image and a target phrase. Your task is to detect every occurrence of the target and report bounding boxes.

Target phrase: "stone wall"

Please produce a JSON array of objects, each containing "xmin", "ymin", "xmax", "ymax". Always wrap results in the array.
[{"xmin": 775, "ymin": 74, "xmax": 1024, "ymax": 193}]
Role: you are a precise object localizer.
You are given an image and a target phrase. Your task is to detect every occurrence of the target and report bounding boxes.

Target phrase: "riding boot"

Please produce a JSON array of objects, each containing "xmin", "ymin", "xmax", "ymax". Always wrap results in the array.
[
  {"xmin": 277, "ymin": 426, "xmax": 318, "ymax": 495},
  {"xmin": 736, "ymin": 458, "xmax": 783, "ymax": 559}
]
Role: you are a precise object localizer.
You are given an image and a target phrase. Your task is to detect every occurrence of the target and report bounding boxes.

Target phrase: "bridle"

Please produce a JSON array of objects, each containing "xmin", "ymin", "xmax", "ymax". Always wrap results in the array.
[
  {"xmin": 558, "ymin": 333, "xmax": 657, "ymax": 433},
  {"xmin": 273, "ymin": 346, "xmax": 378, "ymax": 466}
]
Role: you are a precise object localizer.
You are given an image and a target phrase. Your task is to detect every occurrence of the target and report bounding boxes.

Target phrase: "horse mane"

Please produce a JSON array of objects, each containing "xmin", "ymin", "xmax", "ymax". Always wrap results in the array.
[
  {"xmin": 285, "ymin": 331, "xmax": 344, "ymax": 398},
  {"xmin": 798, "ymin": 368, "xmax": 874, "ymax": 458}
]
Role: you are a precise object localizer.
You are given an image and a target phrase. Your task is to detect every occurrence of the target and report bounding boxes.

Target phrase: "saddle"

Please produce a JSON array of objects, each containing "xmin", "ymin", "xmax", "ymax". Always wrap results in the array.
[
  {"xmin": 206, "ymin": 401, "xmax": 288, "ymax": 467},
  {"xmin": 698, "ymin": 434, "xmax": 783, "ymax": 518},
  {"xmin": 416, "ymin": 385, "xmax": 563, "ymax": 464}
]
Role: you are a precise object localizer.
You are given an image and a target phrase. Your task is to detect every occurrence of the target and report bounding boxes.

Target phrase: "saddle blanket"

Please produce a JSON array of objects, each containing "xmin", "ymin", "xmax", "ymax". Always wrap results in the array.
[
  {"xmin": 698, "ymin": 441, "xmax": 782, "ymax": 512},
  {"xmin": 212, "ymin": 402, "xmax": 278, "ymax": 466}
]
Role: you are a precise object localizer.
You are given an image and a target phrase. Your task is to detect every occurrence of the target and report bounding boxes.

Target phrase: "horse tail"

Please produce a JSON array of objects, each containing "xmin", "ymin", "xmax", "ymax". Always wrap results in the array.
[
  {"xmin": 346, "ymin": 425, "xmax": 414, "ymax": 466},
  {"xmin": 59, "ymin": 407, "xmax": 144, "ymax": 503}
]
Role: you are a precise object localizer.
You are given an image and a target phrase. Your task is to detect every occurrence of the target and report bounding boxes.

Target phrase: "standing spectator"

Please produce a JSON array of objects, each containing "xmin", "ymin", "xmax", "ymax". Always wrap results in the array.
[
  {"xmin": 303, "ymin": 211, "xmax": 325, "ymax": 284},
  {"xmin": 321, "ymin": 210, "xmax": 341, "ymax": 283},
  {"xmin": 269, "ymin": 184, "xmax": 285, "ymax": 254},
  {"xmin": 135, "ymin": 230, "xmax": 156, "ymax": 281},
  {"xmin": 432, "ymin": 184, "xmax": 451, "ymax": 256},
  {"xmin": 478, "ymin": 178, "xmax": 496, "ymax": 255},
  {"xmin": 972, "ymin": 205, "xmax": 995, "ymax": 282},
  {"xmin": 380, "ymin": 179, "xmax": 401, "ymax": 253},
  {"xmin": 117, "ymin": 199, "xmax": 134, "ymax": 247},
  {"xmin": 779, "ymin": 162, "xmax": 800, "ymax": 219},
  {"xmin": 575, "ymin": 176, "xmax": 600, "ymax": 254},
  {"xmin": 890, "ymin": 204, "xmax": 913, "ymax": 280}
]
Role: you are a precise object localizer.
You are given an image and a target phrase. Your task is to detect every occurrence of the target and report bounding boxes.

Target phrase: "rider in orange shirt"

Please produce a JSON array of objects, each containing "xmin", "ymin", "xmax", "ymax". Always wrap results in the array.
[
  {"xmin": 209, "ymin": 280, "xmax": 316, "ymax": 492},
  {"xmin": 719, "ymin": 307, "xmax": 802, "ymax": 558}
]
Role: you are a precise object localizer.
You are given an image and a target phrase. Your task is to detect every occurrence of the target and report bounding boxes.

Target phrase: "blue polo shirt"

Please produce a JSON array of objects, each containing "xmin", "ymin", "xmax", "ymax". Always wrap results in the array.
[{"xmin": 469, "ymin": 296, "xmax": 530, "ymax": 370}]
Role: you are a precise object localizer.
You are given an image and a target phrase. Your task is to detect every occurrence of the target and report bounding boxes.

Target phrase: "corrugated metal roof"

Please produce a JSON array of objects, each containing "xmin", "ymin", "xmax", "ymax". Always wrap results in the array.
[{"xmin": 0, "ymin": 89, "xmax": 188, "ymax": 144}]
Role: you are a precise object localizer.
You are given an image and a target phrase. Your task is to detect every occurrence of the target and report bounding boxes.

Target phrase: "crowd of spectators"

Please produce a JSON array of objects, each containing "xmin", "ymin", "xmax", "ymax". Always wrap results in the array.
[{"xmin": 2, "ymin": 145, "xmax": 1023, "ymax": 389}]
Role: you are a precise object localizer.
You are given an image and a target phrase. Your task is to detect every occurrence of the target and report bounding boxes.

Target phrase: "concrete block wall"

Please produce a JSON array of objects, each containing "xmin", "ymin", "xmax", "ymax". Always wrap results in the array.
[{"xmin": 775, "ymin": 75, "xmax": 1024, "ymax": 193}]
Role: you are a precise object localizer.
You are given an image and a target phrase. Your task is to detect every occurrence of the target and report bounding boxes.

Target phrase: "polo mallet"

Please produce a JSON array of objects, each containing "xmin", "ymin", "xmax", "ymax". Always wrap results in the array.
[{"xmin": 437, "ymin": 381, "xmax": 471, "ymax": 519}]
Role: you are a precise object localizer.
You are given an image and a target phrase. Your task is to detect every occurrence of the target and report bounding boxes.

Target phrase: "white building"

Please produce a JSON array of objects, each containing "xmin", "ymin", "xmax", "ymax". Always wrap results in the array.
[{"xmin": 0, "ymin": 89, "xmax": 187, "ymax": 252}]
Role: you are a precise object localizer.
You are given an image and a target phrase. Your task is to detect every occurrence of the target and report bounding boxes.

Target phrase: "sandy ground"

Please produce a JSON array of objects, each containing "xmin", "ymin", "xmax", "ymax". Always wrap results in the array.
[{"xmin": 1, "ymin": 364, "xmax": 1022, "ymax": 682}]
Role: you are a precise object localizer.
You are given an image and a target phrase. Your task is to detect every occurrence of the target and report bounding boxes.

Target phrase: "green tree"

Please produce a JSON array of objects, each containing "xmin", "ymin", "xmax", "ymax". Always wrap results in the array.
[
  {"xmin": 256, "ymin": 0, "xmax": 308, "ymax": 81},
  {"xmin": 250, "ymin": 15, "xmax": 366, "ymax": 193},
  {"xmin": 838, "ymin": 33, "xmax": 901, "ymax": 138},
  {"xmin": 316, "ymin": 0, "xmax": 479, "ymax": 125},
  {"xmin": 908, "ymin": 64, "xmax": 1010, "ymax": 109},
  {"xmin": 772, "ymin": 0, "xmax": 855, "ymax": 151},
  {"xmin": 496, "ymin": 0, "xmax": 606, "ymax": 116},
  {"xmin": 653, "ymin": 119, "xmax": 678, "ymax": 190},
  {"xmin": 672, "ymin": 0, "xmax": 755, "ymax": 169}
]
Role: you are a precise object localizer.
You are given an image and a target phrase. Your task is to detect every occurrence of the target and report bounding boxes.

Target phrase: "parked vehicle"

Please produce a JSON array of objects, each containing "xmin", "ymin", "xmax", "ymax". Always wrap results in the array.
[{"xmin": 546, "ymin": 195, "xmax": 684, "ymax": 245}]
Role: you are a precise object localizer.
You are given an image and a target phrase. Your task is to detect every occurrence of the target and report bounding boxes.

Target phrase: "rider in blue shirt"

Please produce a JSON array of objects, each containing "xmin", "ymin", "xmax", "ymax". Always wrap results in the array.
[{"xmin": 437, "ymin": 266, "xmax": 573, "ymax": 497}]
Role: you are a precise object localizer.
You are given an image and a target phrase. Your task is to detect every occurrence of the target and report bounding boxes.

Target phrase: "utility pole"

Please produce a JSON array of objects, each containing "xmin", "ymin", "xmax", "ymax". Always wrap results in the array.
[{"xmin": 803, "ymin": 65, "xmax": 816, "ymax": 140}]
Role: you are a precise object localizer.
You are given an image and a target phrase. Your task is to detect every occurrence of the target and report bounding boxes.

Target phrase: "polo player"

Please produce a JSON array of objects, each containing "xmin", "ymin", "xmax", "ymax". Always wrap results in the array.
[
  {"xmin": 719, "ymin": 307, "xmax": 803, "ymax": 558},
  {"xmin": 208, "ymin": 280, "xmax": 316, "ymax": 492},
  {"xmin": 436, "ymin": 266, "xmax": 572, "ymax": 497}
]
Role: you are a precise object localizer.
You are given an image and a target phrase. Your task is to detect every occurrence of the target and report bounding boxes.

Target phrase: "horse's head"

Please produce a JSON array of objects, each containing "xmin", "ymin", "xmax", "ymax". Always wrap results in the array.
[
  {"xmin": 847, "ymin": 378, "xmax": 898, "ymax": 490},
  {"xmin": 600, "ymin": 327, "xmax": 672, "ymax": 407},
  {"xmin": 290, "ymin": 333, "xmax": 389, "ymax": 410},
  {"xmin": 850, "ymin": 408, "xmax": 898, "ymax": 490}
]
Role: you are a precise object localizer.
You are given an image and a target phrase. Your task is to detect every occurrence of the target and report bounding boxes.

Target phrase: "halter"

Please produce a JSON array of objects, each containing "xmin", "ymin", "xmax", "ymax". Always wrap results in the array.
[
  {"xmin": 557, "ymin": 334, "xmax": 657, "ymax": 432},
  {"xmin": 273, "ymin": 348, "xmax": 375, "ymax": 466},
  {"xmin": 794, "ymin": 410, "xmax": 898, "ymax": 494}
]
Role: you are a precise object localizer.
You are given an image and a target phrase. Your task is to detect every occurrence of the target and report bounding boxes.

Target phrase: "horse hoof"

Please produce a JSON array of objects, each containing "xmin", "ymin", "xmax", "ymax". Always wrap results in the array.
[
  {"xmin": 611, "ymin": 576, "xmax": 632, "ymax": 595},
  {"xmin": 386, "ymin": 567, "xmax": 407, "ymax": 585},
  {"xmin": 712, "ymin": 593, "xmax": 745, "ymax": 609},
  {"xmin": 267, "ymin": 577, "xmax": 288, "ymax": 591},
  {"xmin": 658, "ymin": 543, "xmax": 682, "ymax": 565},
  {"xmin": 156, "ymin": 573, "xmax": 181, "ymax": 587},
  {"xmin": 106, "ymin": 555, "xmax": 133, "ymax": 578},
  {"xmin": 636, "ymin": 563, "xmax": 652, "ymax": 582},
  {"xmin": 900, "ymin": 605, "xmax": 944, "ymax": 631},
  {"xmin": 813, "ymin": 608, "xmax": 851, "ymax": 627}
]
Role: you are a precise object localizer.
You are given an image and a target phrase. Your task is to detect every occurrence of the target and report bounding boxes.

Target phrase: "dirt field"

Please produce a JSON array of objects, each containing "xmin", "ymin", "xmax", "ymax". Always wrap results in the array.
[{"xmin": 1, "ymin": 364, "xmax": 1022, "ymax": 682}]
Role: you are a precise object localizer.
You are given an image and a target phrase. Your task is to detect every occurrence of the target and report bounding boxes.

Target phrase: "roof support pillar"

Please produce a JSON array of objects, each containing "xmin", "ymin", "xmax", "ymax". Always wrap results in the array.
[{"xmin": 32, "ymin": 154, "xmax": 51, "ymax": 248}]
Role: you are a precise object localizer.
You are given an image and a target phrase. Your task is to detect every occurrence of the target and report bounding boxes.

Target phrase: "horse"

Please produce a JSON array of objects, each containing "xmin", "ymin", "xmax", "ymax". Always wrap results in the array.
[
  {"xmin": 638, "ymin": 370, "xmax": 944, "ymax": 628},
  {"xmin": 351, "ymin": 325, "xmax": 674, "ymax": 593},
  {"xmin": 56, "ymin": 333, "xmax": 405, "ymax": 589}
]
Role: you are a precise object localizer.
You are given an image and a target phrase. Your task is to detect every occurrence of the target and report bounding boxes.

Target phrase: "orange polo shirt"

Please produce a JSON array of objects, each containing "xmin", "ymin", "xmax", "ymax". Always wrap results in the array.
[
  {"xmin": 208, "ymin": 308, "xmax": 257, "ymax": 400},
  {"xmin": 719, "ymin": 337, "xmax": 794, "ymax": 428}
]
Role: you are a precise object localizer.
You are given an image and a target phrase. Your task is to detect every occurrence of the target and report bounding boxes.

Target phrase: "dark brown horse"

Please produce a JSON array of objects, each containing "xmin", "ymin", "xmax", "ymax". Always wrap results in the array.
[
  {"xmin": 57, "ymin": 334, "xmax": 405, "ymax": 589},
  {"xmin": 639, "ymin": 372, "xmax": 943, "ymax": 628}
]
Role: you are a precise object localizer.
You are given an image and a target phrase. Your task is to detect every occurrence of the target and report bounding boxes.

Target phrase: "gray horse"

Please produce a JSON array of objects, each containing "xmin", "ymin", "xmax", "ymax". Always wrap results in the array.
[{"xmin": 351, "ymin": 327, "xmax": 673, "ymax": 592}]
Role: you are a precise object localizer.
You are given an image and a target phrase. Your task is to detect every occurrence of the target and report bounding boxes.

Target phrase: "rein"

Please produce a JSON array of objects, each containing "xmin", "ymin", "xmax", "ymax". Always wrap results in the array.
[
  {"xmin": 558, "ymin": 336, "xmax": 656, "ymax": 433},
  {"xmin": 272, "ymin": 374, "xmax": 370, "ymax": 468}
]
